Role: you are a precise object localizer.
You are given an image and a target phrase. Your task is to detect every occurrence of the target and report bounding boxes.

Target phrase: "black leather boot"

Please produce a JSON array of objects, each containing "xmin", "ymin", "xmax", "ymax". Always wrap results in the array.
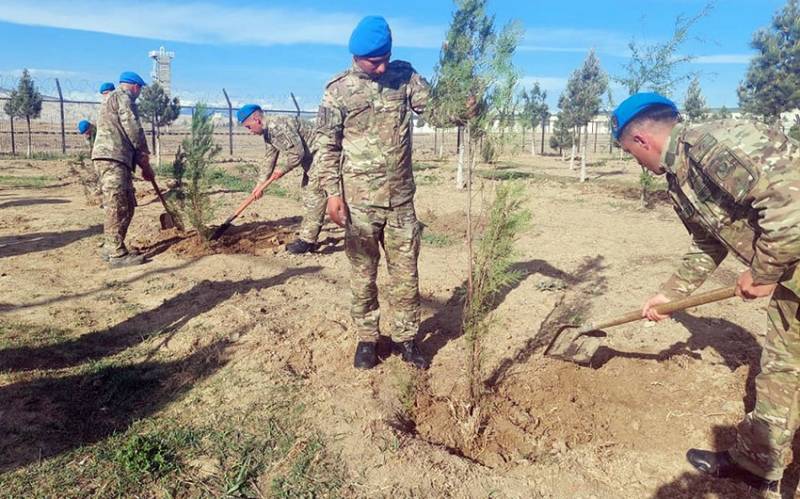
[
  {"xmin": 286, "ymin": 239, "xmax": 316, "ymax": 255},
  {"xmin": 395, "ymin": 340, "xmax": 429, "ymax": 370},
  {"xmin": 353, "ymin": 341, "xmax": 378, "ymax": 369},
  {"xmin": 686, "ymin": 449, "xmax": 778, "ymax": 492}
]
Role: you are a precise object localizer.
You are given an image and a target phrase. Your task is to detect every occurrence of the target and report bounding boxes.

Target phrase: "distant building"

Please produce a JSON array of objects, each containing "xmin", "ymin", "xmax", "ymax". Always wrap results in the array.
[{"xmin": 149, "ymin": 46, "xmax": 175, "ymax": 94}]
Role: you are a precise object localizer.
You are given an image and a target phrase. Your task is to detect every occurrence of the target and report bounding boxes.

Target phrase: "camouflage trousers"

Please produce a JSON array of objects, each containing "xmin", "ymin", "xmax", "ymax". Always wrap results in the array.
[
  {"xmin": 298, "ymin": 177, "xmax": 327, "ymax": 244},
  {"xmin": 345, "ymin": 201, "xmax": 421, "ymax": 343},
  {"xmin": 95, "ymin": 159, "xmax": 136, "ymax": 258},
  {"xmin": 730, "ymin": 278, "xmax": 800, "ymax": 481}
]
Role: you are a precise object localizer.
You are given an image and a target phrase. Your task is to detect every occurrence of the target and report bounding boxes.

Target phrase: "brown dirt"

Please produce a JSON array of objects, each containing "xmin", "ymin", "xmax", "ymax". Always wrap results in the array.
[{"xmin": 1, "ymin": 153, "xmax": 796, "ymax": 498}]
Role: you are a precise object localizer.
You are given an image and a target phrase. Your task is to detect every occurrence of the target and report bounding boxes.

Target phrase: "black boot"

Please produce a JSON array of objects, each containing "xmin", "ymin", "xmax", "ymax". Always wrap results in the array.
[
  {"xmin": 353, "ymin": 342, "xmax": 378, "ymax": 369},
  {"xmin": 687, "ymin": 449, "xmax": 778, "ymax": 492},
  {"xmin": 395, "ymin": 340, "xmax": 429, "ymax": 370},
  {"xmin": 286, "ymin": 239, "xmax": 316, "ymax": 255}
]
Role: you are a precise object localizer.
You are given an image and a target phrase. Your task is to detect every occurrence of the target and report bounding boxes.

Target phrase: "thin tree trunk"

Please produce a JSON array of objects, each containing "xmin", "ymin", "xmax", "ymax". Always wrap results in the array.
[
  {"xmin": 433, "ymin": 127, "xmax": 438, "ymax": 159},
  {"xmin": 456, "ymin": 126, "xmax": 465, "ymax": 190},
  {"xmin": 530, "ymin": 126, "xmax": 537, "ymax": 156},
  {"xmin": 156, "ymin": 126, "xmax": 162, "ymax": 169},
  {"xmin": 464, "ymin": 120, "xmax": 477, "ymax": 407},
  {"xmin": 26, "ymin": 115, "xmax": 32, "ymax": 158},
  {"xmin": 580, "ymin": 125, "xmax": 588, "ymax": 182},
  {"xmin": 569, "ymin": 127, "xmax": 576, "ymax": 169}
]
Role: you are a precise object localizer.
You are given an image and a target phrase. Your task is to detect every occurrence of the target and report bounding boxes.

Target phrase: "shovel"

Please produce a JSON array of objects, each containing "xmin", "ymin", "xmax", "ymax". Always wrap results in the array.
[
  {"xmin": 545, "ymin": 286, "xmax": 736, "ymax": 365},
  {"xmin": 210, "ymin": 177, "xmax": 275, "ymax": 241},
  {"xmin": 150, "ymin": 179, "xmax": 181, "ymax": 231}
]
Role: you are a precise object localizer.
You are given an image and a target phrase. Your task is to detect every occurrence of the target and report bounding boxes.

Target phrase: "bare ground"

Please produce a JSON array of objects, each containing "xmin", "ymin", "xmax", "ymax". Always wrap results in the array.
[{"xmin": 0, "ymin": 153, "xmax": 795, "ymax": 498}]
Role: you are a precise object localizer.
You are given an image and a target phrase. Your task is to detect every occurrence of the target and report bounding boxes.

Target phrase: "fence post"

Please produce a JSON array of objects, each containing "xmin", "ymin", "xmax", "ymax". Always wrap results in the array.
[
  {"xmin": 222, "ymin": 88, "xmax": 233, "ymax": 156},
  {"xmin": 9, "ymin": 116, "xmax": 16, "ymax": 156},
  {"xmin": 55, "ymin": 78, "xmax": 66, "ymax": 154}
]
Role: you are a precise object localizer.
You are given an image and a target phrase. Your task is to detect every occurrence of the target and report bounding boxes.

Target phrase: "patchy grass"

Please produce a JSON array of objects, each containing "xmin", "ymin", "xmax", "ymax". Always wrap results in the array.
[
  {"xmin": 208, "ymin": 169, "xmax": 254, "ymax": 192},
  {"xmin": 0, "ymin": 175, "xmax": 57, "ymax": 188},
  {"xmin": 0, "ymin": 320, "xmax": 71, "ymax": 350},
  {"xmin": 413, "ymin": 162, "xmax": 438, "ymax": 172},
  {"xmin": 0, "ymin": 370, "xmax": 346, "ymax": 498},
  {"xmin": 415, "ymin": 173, "xmax": 442, "ymax": 186},
  {"xmin": 422, "ymin": 231, "xmax": 455, "ymax": 247},
  {"xmin": 477, "ymin": 169, "xmax": 536, "ymax": 181}
]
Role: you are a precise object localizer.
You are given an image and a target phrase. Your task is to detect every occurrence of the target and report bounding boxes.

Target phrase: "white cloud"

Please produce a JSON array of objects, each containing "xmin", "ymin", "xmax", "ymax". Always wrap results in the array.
[
  {"xmin": 0, "ymin": 0, "xmax": 444, "ymax": 48},
  {"xmin": 520, "ymin": 28, "xmax": 634, "ymax": 57},
  {"xmin": 692, "ymin": 54, "xmax": 753, "ymax": 64}
]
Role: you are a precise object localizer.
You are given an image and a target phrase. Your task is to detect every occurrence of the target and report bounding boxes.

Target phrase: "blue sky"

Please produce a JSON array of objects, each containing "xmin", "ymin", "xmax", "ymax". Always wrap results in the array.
[{"xmin": 0, "ymin": 0, "xmax": 786, "ymax": 111}]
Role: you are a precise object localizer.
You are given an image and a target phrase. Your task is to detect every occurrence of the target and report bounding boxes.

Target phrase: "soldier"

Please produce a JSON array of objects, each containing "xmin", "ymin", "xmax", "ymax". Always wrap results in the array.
[
  {"xmin": 91, "ymin": 71, "xmax": 153, "ymax": 268},
  {"xmin": 316, "ymin": 16, "xmax": 473, "ymax": 370},
  {"xmin": 99, "ymin": 82, "xmax": 115, "ymax": 101},
  {"xmin": 78, "ymin": 119, "xmax": 96, "ymax": 149},
  {"xmin": 612, "ymin": 92, "xmax": 800, "ymax": 494},
  {"xmin": 237, "ymin": 103, "xmax": 327, "ymax": 254}
]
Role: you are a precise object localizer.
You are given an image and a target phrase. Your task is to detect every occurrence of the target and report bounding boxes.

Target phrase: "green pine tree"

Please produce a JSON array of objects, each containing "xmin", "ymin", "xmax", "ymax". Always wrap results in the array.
[
  {"xmin": 683, "ymin": 76, "xmax": 708, "ymax": 122},
  {"xmin": 738, "ymin": 0, "xmax": 800, "ymax": 123},
  {"xmin": 6, "ymin": 69, "xmax": 43, "ymax": 157},
  {"xmin": 139, "ymin": 82, "xmax": 181, "ymax": 167}
]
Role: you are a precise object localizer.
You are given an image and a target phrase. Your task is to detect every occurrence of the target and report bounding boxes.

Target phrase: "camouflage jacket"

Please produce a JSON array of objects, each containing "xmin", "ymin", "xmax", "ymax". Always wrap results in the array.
[
  {"xmin": 659, "ymin": 120, "xmax": 800, "ymax": 298},
  {"xmin": 91, "ymin": 87, "xmax": 149, "ymax": 168},
  {"xmin": 315, "ymin": 60, "xmax": 450, "ymax": 208},
  {"xmin": 260, "ymin": 115, "xmax": 316, "ymax": 183},
  {"xmin": 86, "ymin": 123, "xmax": 97, "ymax": 150}
]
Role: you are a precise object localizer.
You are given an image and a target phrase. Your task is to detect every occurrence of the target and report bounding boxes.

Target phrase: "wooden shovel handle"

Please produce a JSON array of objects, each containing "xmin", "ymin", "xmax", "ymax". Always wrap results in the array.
[
  {"xmin": 226, "ymin": 177, "xmax": 275, "ymax": 222},
  {"xmin": 592, "ymin": 286, "xmax": 737, "ymax": 331},
  {"xmin": 150, "ymin": 179, "xmax": 170, "ymax": 211}
]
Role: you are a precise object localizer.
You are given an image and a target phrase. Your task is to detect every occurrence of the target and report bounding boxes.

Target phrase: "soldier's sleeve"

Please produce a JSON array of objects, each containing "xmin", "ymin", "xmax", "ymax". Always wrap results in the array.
[
  {"xmin": 314, "ymin": 86, "xmax": 345, "ymax": 198},
  {"xmin": 748, "ymin": 155, "xmax": 800, "ymax": 284},
  {"xmin": 119, "ymin": 95, "xmax": 149, "ymax": 155},
  {"xmin": 260, "ymin": 141, "xmax": 279, "ymax": 183},
  {"xmin": 408, "ymin": 69, "xmax": 467, "ymax": 127},
  {"xmin": 660, "ymin": 220, "xmax": 728, "ymax": 299},
  {"xmin": 272, "ymin": 120, "xmax": 307, "ymax": 175}
]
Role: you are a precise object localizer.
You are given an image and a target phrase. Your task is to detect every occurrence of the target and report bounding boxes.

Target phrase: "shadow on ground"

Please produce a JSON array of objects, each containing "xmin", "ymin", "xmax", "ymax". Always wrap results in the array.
[
  {"xmin": 0, "ymin": 225, "xmax": 102, "ymax": 259},
  {"xmin": 0, "ymin": 266, "xmax": 322, "ymax": 372}
]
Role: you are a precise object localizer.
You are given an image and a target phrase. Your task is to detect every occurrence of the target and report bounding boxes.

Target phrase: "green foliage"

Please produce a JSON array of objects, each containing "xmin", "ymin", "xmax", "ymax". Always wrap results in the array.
[
  {"xmin": 114, "ymin": 432, "xmax": 185, "ymax": 477},
  {"xmin": 430, "ymin": 0, "xmax": 497, "ymax": 129},
  {"xmin": 615, "ymin": 3, "xmax": 713, "ymax": 96},
  {"xmin": 738, "ymin": 0, "xmax": 800, "ymax": 123},
  {"xmin": 683, "ymin": 76, "xmax": 708, "ymax": 122},
  {"xmin": 464, "ymin": 182, "xmax": 531, "ymax": 336},
  {"xmin": 0, "ymin": 174, "xmax": 56, "ymax": 188},
  {"xmin": 480, "ymin": 134, "xmax": 499, "ymax": 163},
  {"xmin": 167, "ymin": 103, "xmax": 221, "ymax": 239},
  {"xmin": 711, "ymin": 105, "xmax": 732, "ymax": 120},
  {"xmin": 485, "ymin": 20, "xmax": 524, "ymax": 143},
  {"xmin": 422, "ymin": 231, "xmax": 455, "ymax": 247},
  {"xmin": 139, "ymin": 82, "xmax": 181, "ymax": 129},
  {"xmin": 549, "ymin": 115, "xmax": 574, "ymax": 153},
  {"xmin": 559, "ymin": 50, "xmax": 609, "ymax": 129},
  {"xmin": 4, "ymin": 69, "xmax": 43, "ymax": 122},
  {"xmin": 519, "ymin": 82, "xmax": 549, "ymax": 131}
]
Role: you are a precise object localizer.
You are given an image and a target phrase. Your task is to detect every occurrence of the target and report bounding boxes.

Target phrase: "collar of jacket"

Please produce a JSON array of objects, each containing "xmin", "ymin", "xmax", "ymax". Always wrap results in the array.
[
  {"xmin": 351, "ymin": 61, "xmax": 382, "ymax": 81},
  {"xmin": 660, "ymin": 123, "xmax": 685, "ymax": 174}
]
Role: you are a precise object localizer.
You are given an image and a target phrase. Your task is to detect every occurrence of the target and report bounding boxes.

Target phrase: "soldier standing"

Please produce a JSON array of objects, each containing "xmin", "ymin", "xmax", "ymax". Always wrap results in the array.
[
  {"xmin": 237, "ymin": 104, "xmax": 327, "ymax": 254},
  {"xmin": 91, "ymin": 71, "xmax": 153, "ymax": 268},
  {"xmin": 78, "ymin": 119, "xmax": 96, "ymax": 149},
  {"xmin": 613, "ymin": 92, "xmax": 800, "ymax": 494},
  {"xmin": 316, "ymin": 16, "xmax": 473, "ymax": 370}
]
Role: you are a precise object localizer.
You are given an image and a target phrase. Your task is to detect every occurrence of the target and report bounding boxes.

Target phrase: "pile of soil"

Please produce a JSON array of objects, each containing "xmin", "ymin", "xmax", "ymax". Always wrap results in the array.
[{"xmin": 137, "ymin": 218, "xmax": 300, "ymax": 258}]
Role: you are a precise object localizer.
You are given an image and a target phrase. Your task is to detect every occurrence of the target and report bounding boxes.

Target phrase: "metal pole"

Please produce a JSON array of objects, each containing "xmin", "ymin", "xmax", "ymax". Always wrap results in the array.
[
  {"xmin": 55, "ymin": 78, "xmax": 66, "ymax": 154},
  {"xmin": 290, "ymin": 92, "xmax": 301, "ymax": 117},
  {"xmin": 222, "ymin": 88, "xmax": 233, "ymax": 156}
]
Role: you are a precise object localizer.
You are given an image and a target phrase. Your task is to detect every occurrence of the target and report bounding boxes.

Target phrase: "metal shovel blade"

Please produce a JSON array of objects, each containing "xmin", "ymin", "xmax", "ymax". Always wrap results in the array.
[
  {"xmin": 544, "ymin": 324, "xmax": 605, "ymax": 365},
  {"xmin": 159, "ymin": 212, "xmax": 177, "ymax": 230}
]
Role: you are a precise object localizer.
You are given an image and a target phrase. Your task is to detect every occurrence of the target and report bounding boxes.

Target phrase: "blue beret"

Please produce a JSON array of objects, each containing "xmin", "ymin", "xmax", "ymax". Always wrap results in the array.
[
  {"xmin": 349, "ymin": 16, "xmax": 392, "ymax": 57},
  {"xmin": 119, "ymin": 71, "xmax": 146, "ymax": 86},
  {"xmin": 99, "ymin": 82, "xmax": 115, "ymax": 93},
  {"xmin": 78, "ymin": 120, "xmax": 91, "ymax": 134},
  {"xmin": 611, "ymin": 92, "xmax": 678, "ymax": 139},
  {"xmin": 237, "ymin": 104, "xmax": 262, "ymax": 124}
]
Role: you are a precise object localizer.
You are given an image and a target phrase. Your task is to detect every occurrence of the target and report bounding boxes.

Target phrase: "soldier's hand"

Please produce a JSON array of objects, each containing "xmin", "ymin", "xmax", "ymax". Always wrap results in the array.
[
  {"xmin": 250, "ymin": 182, "xmax": 269, "ymax": 199},
  {"xmin": 736, "ymin": 269, "xmax": 777, "ymax": 300},
  {"xmin": 642, "ymin": 293, "xmax": 671, "ymax": 322},
  {"xmin": 269, "ymin": 170, "xmax": 285, "ymax": 181},
  {"xmin": 327, "ymin": 196, "xmax": 349, "ymax": 227}
]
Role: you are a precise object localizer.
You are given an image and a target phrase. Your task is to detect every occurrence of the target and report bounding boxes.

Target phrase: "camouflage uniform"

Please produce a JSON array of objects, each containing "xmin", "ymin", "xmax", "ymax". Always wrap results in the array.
[
  {"xmin": 260, "ymin": 116, "xmax": 326, "ymax": 244},
  {"xmin": 91, "ymin": 87, "xmax": 149, "ymax": 257},
  {"xmin": 75, "ymin": 123, "xmax": 103, "ymax": 205},
  {"xmin": 658, "ymin": 119, "xmax": 800, "ymax": 482},
  {"xmin": 315, "ymin": 60, "xmax": 446, "ymax": 343}
]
